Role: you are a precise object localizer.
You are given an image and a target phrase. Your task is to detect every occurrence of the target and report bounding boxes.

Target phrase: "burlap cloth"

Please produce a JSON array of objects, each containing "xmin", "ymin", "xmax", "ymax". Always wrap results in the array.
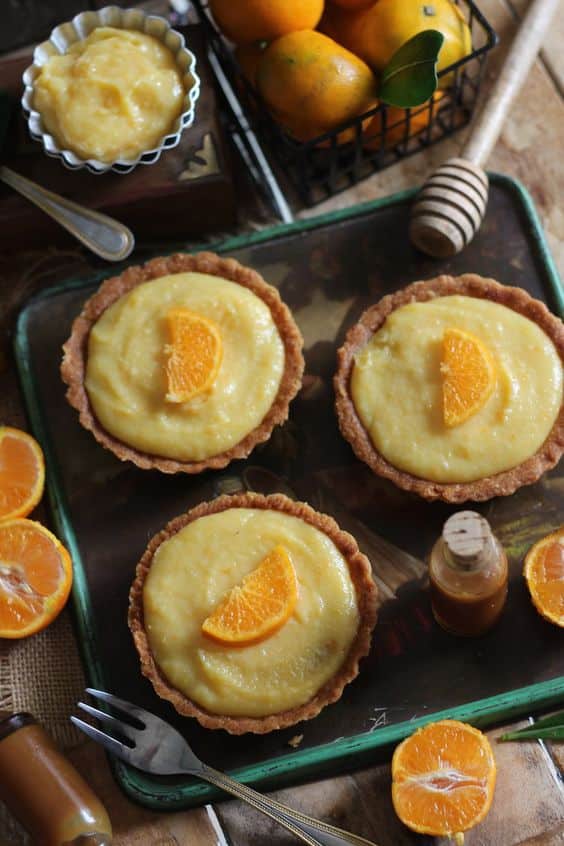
[{"xmin": 0, "ymin": 609, "xmax": 86, "ymax": 843}]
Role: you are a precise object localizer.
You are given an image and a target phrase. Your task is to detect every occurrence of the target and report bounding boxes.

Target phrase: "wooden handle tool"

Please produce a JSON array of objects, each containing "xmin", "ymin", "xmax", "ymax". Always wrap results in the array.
[{"xmin": 409, "ymin": 0, "xmax": 559, "ymax": 258}]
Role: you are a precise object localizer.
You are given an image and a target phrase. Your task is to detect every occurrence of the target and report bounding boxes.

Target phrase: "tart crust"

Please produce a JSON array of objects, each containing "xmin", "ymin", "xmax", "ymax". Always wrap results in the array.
[
  {"xmin": 128, "ymin": 492, "xmax": 378, "ymax": 735},
  {"xmin": 61, "ymin": 252, "xmax": 304, "ymax": 473},
  {"xmin": 334, "ymin": 274, "xmax": 564, "ymax": 503}
]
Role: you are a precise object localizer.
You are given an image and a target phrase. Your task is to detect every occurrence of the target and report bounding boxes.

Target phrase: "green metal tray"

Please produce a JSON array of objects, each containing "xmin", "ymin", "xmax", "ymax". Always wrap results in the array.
[{"xmin": 15, "ymin": 174, "xmax": 564, "ymax": 811}]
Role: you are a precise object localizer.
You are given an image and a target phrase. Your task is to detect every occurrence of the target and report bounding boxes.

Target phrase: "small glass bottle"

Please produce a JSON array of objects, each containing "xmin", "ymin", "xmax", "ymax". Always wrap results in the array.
[
  {"xmin": 0, "ymin": 711, "xmax": 112, "ymax": 846},
  {"xmin": 429, "ymin": 510, "xmax": 508, "ymax": 637}
]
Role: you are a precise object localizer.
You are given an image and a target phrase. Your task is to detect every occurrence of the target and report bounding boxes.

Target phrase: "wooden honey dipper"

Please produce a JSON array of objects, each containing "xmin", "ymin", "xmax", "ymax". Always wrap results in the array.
[{"xmin": 409, "ymin": 0, "xmax": 559, "ymax": 258}]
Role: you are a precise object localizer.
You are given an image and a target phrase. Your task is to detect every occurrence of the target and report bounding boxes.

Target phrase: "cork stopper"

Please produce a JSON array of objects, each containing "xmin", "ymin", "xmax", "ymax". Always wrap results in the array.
[{"xmin": 442, "ymin": 511, "xmax": 494, "ymax": 571}]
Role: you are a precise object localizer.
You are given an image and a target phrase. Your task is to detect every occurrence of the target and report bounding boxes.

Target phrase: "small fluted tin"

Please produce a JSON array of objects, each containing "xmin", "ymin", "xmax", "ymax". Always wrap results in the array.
[{"xmin": 21, "ymin": 6, "xmax": 201, "ymax": 174}]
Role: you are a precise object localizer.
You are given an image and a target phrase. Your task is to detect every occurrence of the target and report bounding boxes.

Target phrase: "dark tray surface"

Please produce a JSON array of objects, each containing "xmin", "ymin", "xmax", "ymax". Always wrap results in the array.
[{"xmin": 16, "ymin": 174, "xmax": 564, "ymax": 809}]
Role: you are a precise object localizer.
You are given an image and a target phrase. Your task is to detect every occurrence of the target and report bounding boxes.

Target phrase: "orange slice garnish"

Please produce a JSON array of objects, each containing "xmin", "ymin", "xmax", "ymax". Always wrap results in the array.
[
  {"xmin": 392, "ymin": 719, "xmax": 496, "ymax": 838},
  {"xmin": 165, "ymin": 307, "xmax": 223, "ymax": 403},
  {"xmin": 202, "ymin": 545, "xmax": 298, "ymax": 645},
  {"xmin": 0, "ymin": 519, "xmax": 72, "ymax": 638},
  {"xmin": 524, "ymin": 527, "xmax": 564, "ymax": 627},
  {"xmin": 0, "ymin": 427, "xmax": 45, "ymax": 521},
  {"xmin": 441, "ymin": 328, "xmax": 496, "ymax": 427}
]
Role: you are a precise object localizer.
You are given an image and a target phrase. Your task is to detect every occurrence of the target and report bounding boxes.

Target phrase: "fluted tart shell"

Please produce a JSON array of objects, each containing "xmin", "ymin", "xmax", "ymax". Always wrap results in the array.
[
  {"xmin": 128, "ymin": 492, "xmax": 379, "ymax": 735},
  {"xmin": 61, "ymin": 252, "xmax": 305, "ymax": 474},
  {"xmin": 334, "ymin": 274, "xmax": 564, "ymax": 503}
]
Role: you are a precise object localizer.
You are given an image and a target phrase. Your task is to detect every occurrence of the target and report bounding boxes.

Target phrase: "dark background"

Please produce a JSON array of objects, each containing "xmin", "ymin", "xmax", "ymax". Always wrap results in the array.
[{"xmin": 0, "ymin": 1, "xmax": 133, "ymax": 53}]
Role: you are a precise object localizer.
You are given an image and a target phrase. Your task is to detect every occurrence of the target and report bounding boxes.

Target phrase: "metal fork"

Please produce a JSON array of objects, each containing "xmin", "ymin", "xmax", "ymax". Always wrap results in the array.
[{"xmin": 72, "ymin": 689, "xmax": 379, "ymax": 846}]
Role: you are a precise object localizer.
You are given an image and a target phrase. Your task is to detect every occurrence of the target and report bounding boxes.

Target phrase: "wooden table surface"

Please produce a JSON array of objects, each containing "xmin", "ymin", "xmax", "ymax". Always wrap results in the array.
[{"xmin": 2, "ymin": 0, "xmax": 564, "ymax": 844}]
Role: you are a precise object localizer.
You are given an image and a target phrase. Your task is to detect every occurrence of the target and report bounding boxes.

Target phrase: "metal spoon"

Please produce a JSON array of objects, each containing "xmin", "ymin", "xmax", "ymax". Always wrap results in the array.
[{"xmin": 0, "ymin": 165, "xmax": 134, "ymax": 261}]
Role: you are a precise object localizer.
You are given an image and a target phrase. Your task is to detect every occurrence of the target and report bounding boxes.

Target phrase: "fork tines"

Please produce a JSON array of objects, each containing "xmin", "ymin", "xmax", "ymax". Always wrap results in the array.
[
  {"xmin": 85, "ymin": 687, "xmax": 147, "ymax": 724},
  {"xmin": 71, "ymin": 687, "xmax": 145, "ymax": 764}
]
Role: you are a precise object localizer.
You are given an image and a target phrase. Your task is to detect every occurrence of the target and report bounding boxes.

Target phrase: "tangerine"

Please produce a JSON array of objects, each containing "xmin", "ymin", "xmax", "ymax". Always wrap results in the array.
[
  {"xmin": 0, "ymin": 519, "xmax": 72, "ymax": 638},
  {"xmin": 235, "ymin": 43, "xmax": 266, "ymax": 89},
  {"xmin": 441, "ymin": 328, "xmax": 496, "ymax": 427},
  {"xmin": 208, "ymin": 0, "xmax": 324, "ymax": 46},
  {"xmin": 363, "ymin": 91, "xmax": 446, "ymax": 150},
  {"xmin": 164, "ymin": 308, "xmax": 223, "ymax": 403},
  {"xmin": 202, "ymin": 545, "xmax": 298, "ymax": 645},
  {"xmin": 256, "ymin": 30, "xmax": 378, "ymax": 143},
  {"xmin": 320, "ymin": 0, "xmax": 472, "ymax": 79},
  {"xmin": 524, "ymin": 528, "xmax": 564, "ymax": 627},
  {"xmin": 328, "ymin": 0, "xmax": 373, "ymax": 8},
  {"xmin": 0, "ymin": 427, "xmax": 45, "ymax": 521},
  {"xmin": 392, "ymin": 719, "xmax": 496, "ymax": 837}
]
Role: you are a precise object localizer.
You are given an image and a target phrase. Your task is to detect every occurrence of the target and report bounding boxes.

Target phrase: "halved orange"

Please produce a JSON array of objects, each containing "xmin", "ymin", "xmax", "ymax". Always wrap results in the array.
[
  {"xmin": 202, "ymin": 545, "xmax": 298, "ymax": 645},
  {"xmin": 441, "ymin": 328, "xmax": 496, "ymax": 427},
  {"xmin": 165, "ymin": 308, "xmax": 223, "ymax": 403},
  {"xmin": 524, "ymin": 527, "xmax": 564, "ymax": 627},
  {"xmin": 392, "ymin": 719, "xmax": 496, "ymax": 838},
  {"xmin": 0, "ymin": 426, "xmax": 45, "ymax": 521},
  {"xmin": 0, "ymin": 518, "xmax": 72, "ymax": 638}
]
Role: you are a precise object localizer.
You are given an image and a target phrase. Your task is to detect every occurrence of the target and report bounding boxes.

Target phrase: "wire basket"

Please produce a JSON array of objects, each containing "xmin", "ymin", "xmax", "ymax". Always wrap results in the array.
[{"xmin": 193, "ymin": 1, "xmax": 497, "ymax": 210}]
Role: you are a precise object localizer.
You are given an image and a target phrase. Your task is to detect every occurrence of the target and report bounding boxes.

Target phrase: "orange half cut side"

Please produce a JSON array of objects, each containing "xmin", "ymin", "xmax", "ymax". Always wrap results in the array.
[
  {"xmin": 202, "ymin": 545, "xmax": 298, "ymax": 645},
  {"xmin": 0, "ymin": 519, "xmax": 72, "ymax": 638},
  {"xmin": 524, "ymin": 527, "xmax": 564, "ymax": 627},
  {"xmin": 441, "ymin": 328, "xmax": 496, "ymax": 427},
  {"xmin": 165, "ymin": 307, "xmax": 223, "ymax": 403},
  {"xmin": 0, "ymin": 427, "xmax": 45, "ymax": 520},
  {"xmin": 392, "ymin": 719, "xmax": 496, "ymax": 838}
]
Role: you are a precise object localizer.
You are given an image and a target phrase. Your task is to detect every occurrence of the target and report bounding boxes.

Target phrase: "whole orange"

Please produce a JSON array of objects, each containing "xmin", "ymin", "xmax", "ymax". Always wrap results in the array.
[
  {"xmin": 363, "ymin": 91, "xmax": 446, "ymax": 149},
  {"xmin": 208, "ymin": 0, "xmax": 324, "ymax": 45},
  {"xmin": 235, "ymin": 43, "xmax": 266, "ymax": 88},
  {"xmin": 320, "ymin": 0, "xmax": 472, "ymax": 78},
  {"xmin": 256, "ymin": 30, "xmax": 378, "ymax": 143},
  {"xmin": 329, "ymin": 0, "xmax": 373, "ymax": 8}
]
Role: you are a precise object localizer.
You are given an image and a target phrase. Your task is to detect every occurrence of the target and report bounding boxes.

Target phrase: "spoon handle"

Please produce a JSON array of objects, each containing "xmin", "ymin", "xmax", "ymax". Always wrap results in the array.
[{"xmin": 0, "ymin": 165, "xmax": 134, "ymax": 262}]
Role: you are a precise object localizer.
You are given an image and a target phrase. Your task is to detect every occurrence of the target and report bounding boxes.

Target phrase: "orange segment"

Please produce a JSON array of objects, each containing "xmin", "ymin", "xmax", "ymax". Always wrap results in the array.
[
  {"xmin": 0, "ymin": 427, "xmax": 45, "ymax": 520},
  {"xmin": 202, "ymin": 545, "xmax": 298, "ymax": 645},
  {"xmin": 0, "ymin": 519, "xmax": 72, "ymax": 638},
  {"xmin": 165, "ymin": 308, "xmax": 223, "ymax": 403},
  {"xmin": 524, "ymin": 527, "xmax": 564, "ymax": 627},
  {"xmin": 392, "ymin": 719, "xmax": 496, "ymax": 838},
  {"xmin": 441, "ymin": 328, "xmax": 496, "ymax": 427}
]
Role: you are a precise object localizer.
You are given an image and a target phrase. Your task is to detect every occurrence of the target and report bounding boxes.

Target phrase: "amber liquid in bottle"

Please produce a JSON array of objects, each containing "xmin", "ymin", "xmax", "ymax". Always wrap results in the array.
[
  {"xmin": 429, "ymin": 511, "xmax": 508, "ymax": 637},
  {"xmin": 0, "ymin": 712, "xmax": 112, "ymax": 846}
]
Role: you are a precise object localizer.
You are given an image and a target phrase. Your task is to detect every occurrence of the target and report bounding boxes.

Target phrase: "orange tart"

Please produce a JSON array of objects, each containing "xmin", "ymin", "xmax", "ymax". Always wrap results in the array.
[
  {"xmin": 128, "ymin": 492, "xmax": 378, "ymax": 734},
  {"xmin": 61, "ymin": 252, "xmax": 304, "ymax": 473},
  {"xmin": 335, "ymin": 274, "xmax": 564, "ymax": 503}
]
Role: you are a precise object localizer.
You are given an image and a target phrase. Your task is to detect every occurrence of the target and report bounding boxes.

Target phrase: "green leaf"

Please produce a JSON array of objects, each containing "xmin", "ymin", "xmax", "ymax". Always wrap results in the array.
[
  {"xmin": 500, "ymin": 725, "xmax": 564, "ymax": 742},
  {"xmin": 522, "ymin": 709, "xmax": 564, "ymax": 731},
  {"xmin": 379, "ymin": 30, "xmax": 445, "ymax": 109},
  {"xmin": 500, "ymin": 711, "xmax": 564, "ymax": 742}
]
